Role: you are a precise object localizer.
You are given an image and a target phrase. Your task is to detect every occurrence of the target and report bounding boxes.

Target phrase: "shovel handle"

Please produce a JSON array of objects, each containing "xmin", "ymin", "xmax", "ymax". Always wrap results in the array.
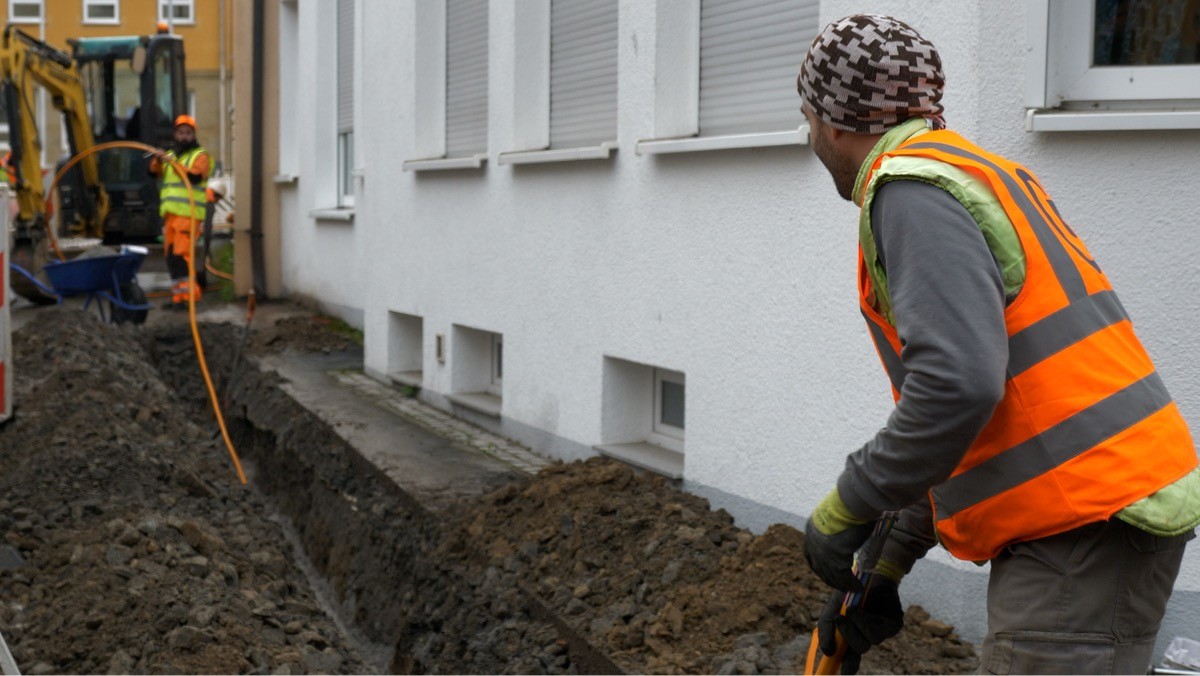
[{"xmin": 804, "ymin": 625, "xmax": 848, "ymax": 675}]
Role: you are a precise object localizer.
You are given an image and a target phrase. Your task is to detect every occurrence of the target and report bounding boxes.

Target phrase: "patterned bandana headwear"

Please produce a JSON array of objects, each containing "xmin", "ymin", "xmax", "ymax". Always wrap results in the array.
[{"xmin": 798, "ymin": 14, "xmax": 945, "ymax": 134}]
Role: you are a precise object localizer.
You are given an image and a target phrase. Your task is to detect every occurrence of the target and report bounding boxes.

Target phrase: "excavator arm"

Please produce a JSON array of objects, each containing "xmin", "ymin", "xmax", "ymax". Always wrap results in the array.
[{"xmin": 1, "ymin": 24, "xmax": 109, "ymax": 301}]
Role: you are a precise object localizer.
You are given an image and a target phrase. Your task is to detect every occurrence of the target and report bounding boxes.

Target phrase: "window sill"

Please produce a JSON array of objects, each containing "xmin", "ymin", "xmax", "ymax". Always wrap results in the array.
[
  {"xmin": 309, "ymin": 208, "xmax": 354, "ymax": 223},
  {"xmin": 594, "ymin": 442, "xmax": 684, "ymax": 480},
  {"xmin": 387, "ymin": 370, "xmax": 423, "ymax": 388},
  {"xmin": 83, "ymin": 20, "xmax": 121, "ymax": 26},
  {"xmin": 403, "ymin": 154, "xmax": 487, "ymax": 171},
  {"xmin": 1025, "ymin": 108, "xmax": 1200, "ymax": 132},
  {"xmin": 497, "ymin": 142, "xmax": 616, "ymax": 165},
  {"xmin": 636, "ymin": 127, "xmax": 808, "ymax": 155},
  {"xmin": 273, "ymin": 174, "xmax": 299, "ymax": 185},
  {"xmin": 446, "ymin": 391, "xmax": 502, "ymax": 418}
]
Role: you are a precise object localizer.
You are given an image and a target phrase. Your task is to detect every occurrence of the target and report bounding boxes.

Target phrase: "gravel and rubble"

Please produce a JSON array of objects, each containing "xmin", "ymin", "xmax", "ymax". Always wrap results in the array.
[{"xmin": 0, "ymin": 303, "xmax": 980, "ymax": 674}]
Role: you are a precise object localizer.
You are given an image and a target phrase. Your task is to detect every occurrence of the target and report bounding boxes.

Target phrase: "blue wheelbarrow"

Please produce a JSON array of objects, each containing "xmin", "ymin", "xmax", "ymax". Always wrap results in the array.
[{"xmin": 11, "ymin": 247, "xmax": 153, "ymax": 324}]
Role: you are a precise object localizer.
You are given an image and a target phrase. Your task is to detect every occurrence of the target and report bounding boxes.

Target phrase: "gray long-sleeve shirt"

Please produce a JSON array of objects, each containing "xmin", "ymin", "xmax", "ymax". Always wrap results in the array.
[{"xmin": 837, "ymin": 179, "xmax": 1010, "ymax": 569}]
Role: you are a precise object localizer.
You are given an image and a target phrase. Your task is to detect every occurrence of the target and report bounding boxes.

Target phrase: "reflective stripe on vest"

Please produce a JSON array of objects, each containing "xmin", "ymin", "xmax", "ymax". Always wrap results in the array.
[
  {"xmin": 160, "ymin": 147, "xmax": 208, "ymax": 220},
  {"xmin": 858, "ymin": 131, "xmax": 1197, "ymax": 561}
]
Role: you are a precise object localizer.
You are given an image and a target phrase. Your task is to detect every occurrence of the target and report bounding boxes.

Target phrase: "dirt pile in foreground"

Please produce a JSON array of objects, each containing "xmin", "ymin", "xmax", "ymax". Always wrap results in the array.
[
  {"xmin": 403, "ymin": 458, "xmax": 977, "ymax": 674},
  {"xmin": 0, "ymin": 309, "xmax": 370, "ymax": 674}
]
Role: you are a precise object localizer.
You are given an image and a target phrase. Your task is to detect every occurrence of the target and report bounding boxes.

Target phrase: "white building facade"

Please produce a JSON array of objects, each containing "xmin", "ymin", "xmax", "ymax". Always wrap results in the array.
[{"xmin": 273, "ymin": 0, "xmax": 1200, "ymax": 655}]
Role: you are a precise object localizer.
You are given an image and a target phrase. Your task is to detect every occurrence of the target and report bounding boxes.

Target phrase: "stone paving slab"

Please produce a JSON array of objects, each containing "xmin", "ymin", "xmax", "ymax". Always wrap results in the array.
[{"xmin": 331, "ymin": 371, "xmax": 554, "ymax": 476}]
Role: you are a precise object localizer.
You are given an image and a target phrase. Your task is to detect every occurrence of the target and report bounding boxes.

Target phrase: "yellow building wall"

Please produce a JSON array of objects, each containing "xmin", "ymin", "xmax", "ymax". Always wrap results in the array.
[{"xmin": 1, "ymin": 0, "xmax": 234, "ymax": 169}]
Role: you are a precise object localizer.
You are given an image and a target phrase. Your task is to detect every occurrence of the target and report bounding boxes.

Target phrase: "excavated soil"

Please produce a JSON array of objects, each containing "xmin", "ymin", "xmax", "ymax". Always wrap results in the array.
[{"xmin": 0, "ymin": 304, "xmax": 979, "ymax": 674}]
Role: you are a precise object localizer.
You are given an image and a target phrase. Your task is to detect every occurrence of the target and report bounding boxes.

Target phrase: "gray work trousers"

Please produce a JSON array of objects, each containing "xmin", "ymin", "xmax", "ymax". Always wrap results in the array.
[{"xmin": 980, "ymin": 518, "xmax": 1193, "ymax": 675}]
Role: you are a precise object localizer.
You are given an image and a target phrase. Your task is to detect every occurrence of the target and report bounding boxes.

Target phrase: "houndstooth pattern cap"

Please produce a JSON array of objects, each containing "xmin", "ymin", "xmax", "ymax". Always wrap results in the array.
[{"xmin": 798, "ymin": 14, "xmax": 945, "ymax": 134}]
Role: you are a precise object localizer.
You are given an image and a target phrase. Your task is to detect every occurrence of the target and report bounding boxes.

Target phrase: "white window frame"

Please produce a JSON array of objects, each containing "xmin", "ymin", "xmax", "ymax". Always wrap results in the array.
[
  {"xmin": 636, "ymin": 0, "xmax": 810, "ymax": 155},
  {"xmin": 648, "ymin": 368, "xmax": 684, "ymax": 451},
  {"xmin": 275, "ymin": 0, "xmax": 300, "ymax": 184},
  {"xmin": 496, "ymin": 0, "xmax": 618, "ymax": 165},
  {"xmin": 158, "ymin": 0, "xmax": 195, "ymax": 26},
  {"xmin": 486, "ymin": 333, "xmax": 503, "ymax": 397},
  {"xmin": 83, "ymin": 0, "xmax": 120, "ymax": 25},
  {"xmin": 404, "ymin": 0, "xmax": 489, "ymax": 172},
  {"xmin": 1026, "ymin": 0, "xmax": 1200, "ymax": 131},
  {"xmin": 338, "ymin": 131, "xmax": 355, "ymax": 208},
  {"xmin": 9, "ymin": 0, "xmax": 43, "ymax": 23},
  {"xmin": 335, "ymin": 0, "xmax": 356, "ymax": 209}
]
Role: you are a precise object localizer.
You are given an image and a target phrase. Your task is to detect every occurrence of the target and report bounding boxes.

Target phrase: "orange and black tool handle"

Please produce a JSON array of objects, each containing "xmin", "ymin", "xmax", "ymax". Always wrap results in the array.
[
  {"xmin": 803, "ymin": 512, "xmax": 898, "ymax": 675},
  {"xmin": 804, "ymin": 622, "xmax": 848, "ymax": 674}
]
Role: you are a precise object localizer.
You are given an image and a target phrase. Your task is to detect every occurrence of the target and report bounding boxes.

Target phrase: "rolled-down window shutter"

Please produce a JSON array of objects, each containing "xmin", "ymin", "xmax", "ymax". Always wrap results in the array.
[
  {"xmin": 337, "ymin": 0, "xmax": 355, "ymax": 135},
  {"xmin": 549, "ymin": 0, "xmax": 617, "ymax": 149},
  {"xmin": 699, "ymin": 0, "xmax": 818, "ymax": 136},
  {"xmin": 446, "ymin": 0, "xmax": 488, "ymax": 157}
]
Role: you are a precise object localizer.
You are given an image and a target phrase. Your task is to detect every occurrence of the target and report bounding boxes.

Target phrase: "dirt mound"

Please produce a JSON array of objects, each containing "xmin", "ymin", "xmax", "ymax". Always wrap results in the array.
[
  {"xmin": 415, "ymin": 458, "xmax": 978, "ymax": 674},
  {"xmin": 0, "ymin": 308, "xmax": 371, "ymax": 674}
]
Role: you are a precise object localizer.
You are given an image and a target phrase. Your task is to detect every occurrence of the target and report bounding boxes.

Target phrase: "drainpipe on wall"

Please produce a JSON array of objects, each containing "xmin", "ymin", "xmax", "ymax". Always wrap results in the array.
[
  {"xmin": 249, "ymin": 0, "xmax": 266, "ymax": 297},
  {"xmin": 218, "ymin": 0, "xmax": 227, "ymax": 171}
]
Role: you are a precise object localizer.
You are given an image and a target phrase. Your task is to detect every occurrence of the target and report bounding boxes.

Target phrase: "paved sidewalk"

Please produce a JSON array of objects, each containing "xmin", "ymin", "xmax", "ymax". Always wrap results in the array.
[{"xmin": 332, "ymin": 371, "xmax": 553, "ymax": 476}]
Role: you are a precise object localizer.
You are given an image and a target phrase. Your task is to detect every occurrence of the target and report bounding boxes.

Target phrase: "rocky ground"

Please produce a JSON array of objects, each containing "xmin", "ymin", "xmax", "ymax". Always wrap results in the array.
[{"xmin": 0, "ymin": 302, "xmax": 979, "ymax": 674}]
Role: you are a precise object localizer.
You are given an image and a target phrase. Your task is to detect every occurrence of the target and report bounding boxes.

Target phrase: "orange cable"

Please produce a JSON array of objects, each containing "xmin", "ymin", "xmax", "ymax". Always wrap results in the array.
[{"xmin": 48, "ymin": 140, "xmax": 247, "ymax": 485}]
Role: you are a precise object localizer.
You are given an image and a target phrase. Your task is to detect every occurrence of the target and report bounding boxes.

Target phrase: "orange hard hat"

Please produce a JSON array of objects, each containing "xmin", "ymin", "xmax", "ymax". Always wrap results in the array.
[
  {"xmin": 156, "ymin": 21, "xmax": 169, "ymax": 33},
  {"xmin": 174, "ymin": 114, "xmax": 197, "ymax": 129}
]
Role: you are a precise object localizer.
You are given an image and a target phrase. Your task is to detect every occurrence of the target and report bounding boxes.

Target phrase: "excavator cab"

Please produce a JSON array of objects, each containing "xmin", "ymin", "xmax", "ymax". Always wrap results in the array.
[{"xmin": 58, "ymin": 32, "xmax": 188, "ymax": 241}]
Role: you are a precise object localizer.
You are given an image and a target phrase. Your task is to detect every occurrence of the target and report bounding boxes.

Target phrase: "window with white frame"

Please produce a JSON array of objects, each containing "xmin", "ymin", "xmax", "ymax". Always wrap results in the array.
[
  {"xmin": 1028, "ymin": 0, "xmax": 1200, "ymax": 131},
  {"xmin": 9, "ymin": 0, "xmax": 42, "ymax": 23},
  {"xmin": 446, "ymin": 0, "xmax": 488, "ymax": 159},
  {"xmin": 595, "ymin": 357, "xmax": 686, "ymax": 479},
  {"xmin": 336, "ymin": 0, "xmax": 355, "ymax": 206},
  {"xmin": 698, "ymin": 0, "xmax": 817, "ymax": 135},
  {"xmin": 447, "ymin": 325, "xmax": 503, "ymax": 417},
  {"xmin": 487, "ymin": 333, "xmax": 503, "ymax": 397},
  {"xmin": 638, "ymin": 0, "xmax": 816, "ymax": 154},
  {"xmin": 158, "ymin": 0, "xmax": 194, "ymax": 25},
  {"xmin": 649, "ymin": 369, "xmax": 685, "ymax": 451},
  {"xmin": 548, "ymin": 0, "xmax": 618, "ymax": 149},
  {"xmin": 83, "ymin": 0, "xmax": 120, "ymax": 24}
]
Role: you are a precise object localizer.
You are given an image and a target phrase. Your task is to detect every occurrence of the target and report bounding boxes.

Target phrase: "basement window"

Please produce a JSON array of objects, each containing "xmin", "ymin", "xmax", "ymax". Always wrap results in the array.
[
  {"xmin": 446, "ymin": 324, "xmax": 503, "ymax": 417},
  {"xmin": 595, "ymin": 357, "xmax": 685, "ymax": 479},
  {"xmin": 386, "ymin": 311, "xmax": 424, "ymax": 388}
]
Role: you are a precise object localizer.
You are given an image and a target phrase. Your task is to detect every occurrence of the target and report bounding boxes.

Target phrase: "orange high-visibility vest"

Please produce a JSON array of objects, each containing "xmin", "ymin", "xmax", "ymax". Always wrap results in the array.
[{"xmin": 858, "ymin": 130, "xmax": 1197, "ymax": 561}]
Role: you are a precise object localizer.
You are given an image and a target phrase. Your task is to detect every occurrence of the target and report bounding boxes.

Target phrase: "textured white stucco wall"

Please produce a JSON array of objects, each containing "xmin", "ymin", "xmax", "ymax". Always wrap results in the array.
[{"xmin": 278, "ymin": 0, "xmax": 1200, "ymax": 654}]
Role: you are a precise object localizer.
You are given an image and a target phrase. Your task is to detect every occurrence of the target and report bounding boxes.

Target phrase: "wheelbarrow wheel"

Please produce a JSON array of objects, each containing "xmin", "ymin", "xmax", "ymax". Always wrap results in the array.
[{"xmin": 109, "ymin": 282, "xmax": 149, "ymax": 325}]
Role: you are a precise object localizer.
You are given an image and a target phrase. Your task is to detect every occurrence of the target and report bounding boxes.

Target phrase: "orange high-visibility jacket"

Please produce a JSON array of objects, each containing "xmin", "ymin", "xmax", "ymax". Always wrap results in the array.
[{"xmin": 858, "ymin": 130, "xmax": 1198, "ymax": 561}]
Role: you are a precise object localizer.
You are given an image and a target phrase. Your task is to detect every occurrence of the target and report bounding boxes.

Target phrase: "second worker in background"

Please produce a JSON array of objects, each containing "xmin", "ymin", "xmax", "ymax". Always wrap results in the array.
[{"xmin": 151, "ymin": 114, "xmax": 211, "ymax": 308}]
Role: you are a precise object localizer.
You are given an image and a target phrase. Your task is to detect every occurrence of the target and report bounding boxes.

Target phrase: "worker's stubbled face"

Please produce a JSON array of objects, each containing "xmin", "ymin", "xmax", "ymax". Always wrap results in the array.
[
  {"xmin": 804, "ymin": 106, "xmax": 857, "ymax": 202},
  {"xmin": 174, "ymin": 124, "xmax": 196, "ymax": 146}
]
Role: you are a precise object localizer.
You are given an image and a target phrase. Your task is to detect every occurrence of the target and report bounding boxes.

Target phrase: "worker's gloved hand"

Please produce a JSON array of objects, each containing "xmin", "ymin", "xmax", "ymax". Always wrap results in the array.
[
  {"xmin": 817, "ymin": 576, "xmax": 903, "ymax": 675},
  {"xmin": 804, "ymin": 489, "xmax": 876, "ymax": 592}
]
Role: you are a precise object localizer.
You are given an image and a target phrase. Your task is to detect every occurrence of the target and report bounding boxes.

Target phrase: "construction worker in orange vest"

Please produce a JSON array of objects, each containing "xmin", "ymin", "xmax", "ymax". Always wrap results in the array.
[
  {"xmin": 795, "ymin": 15, "xmax": 1199, "ymax": 675},
  {"xmin": 150, "ymin": 114, "xmax": 211, "ymax": 307}
]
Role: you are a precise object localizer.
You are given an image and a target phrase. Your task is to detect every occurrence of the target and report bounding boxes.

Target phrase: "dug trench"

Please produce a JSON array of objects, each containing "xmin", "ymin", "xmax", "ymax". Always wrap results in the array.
[{"xmin": 1, "ymin": 306, "xmax": 980, "ymax": 674}]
